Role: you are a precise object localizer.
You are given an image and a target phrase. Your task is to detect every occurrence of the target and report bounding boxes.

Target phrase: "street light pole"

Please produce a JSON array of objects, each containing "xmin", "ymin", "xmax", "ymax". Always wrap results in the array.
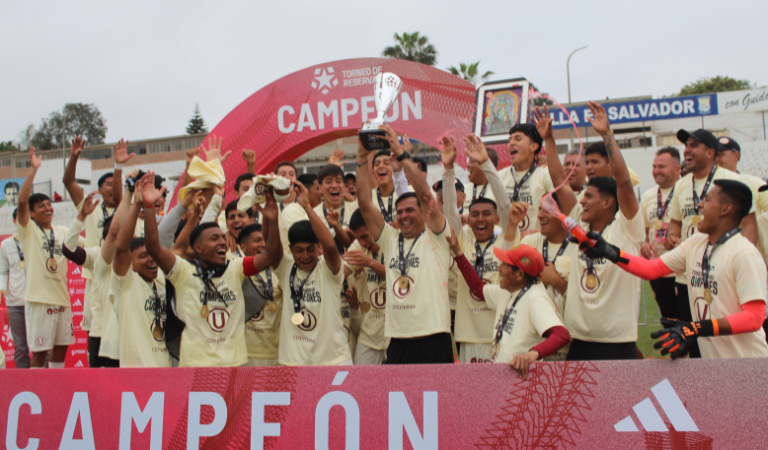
[{"xmin": 567, "ymin": 45, "xmax": 588, "ymax": 150}]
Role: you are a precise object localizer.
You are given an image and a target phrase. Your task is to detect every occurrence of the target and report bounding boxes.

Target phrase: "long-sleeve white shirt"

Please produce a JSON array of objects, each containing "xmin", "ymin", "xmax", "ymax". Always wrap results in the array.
[{"xmin": 0, "ymin": 236, "xmax": 27, "ymax": 307}]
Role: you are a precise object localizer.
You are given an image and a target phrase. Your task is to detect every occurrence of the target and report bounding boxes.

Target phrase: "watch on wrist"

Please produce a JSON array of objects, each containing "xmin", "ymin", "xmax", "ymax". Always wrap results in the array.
[{"xmin": 396, "ymin": 151, "xmax": 411, "ymax": 162}]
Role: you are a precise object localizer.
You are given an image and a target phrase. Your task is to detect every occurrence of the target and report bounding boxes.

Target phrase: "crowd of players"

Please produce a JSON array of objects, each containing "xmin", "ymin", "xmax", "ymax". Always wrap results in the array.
[{"xmin": 1, "ymin": 101, "xmax": 766, "ymax": 376}]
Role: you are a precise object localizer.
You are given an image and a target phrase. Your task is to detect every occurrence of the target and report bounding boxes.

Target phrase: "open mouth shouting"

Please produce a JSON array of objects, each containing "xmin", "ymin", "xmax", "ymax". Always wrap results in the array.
[{"xmin": 146, "ymin": 260, "xmax": 158, "ymax": 276}]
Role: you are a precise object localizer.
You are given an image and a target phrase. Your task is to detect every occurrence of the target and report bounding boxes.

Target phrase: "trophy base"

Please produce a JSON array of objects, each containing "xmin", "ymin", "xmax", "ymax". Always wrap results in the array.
[{"xmin": 359, "ymin": 128, "xmax": 390, "ymax": 151}]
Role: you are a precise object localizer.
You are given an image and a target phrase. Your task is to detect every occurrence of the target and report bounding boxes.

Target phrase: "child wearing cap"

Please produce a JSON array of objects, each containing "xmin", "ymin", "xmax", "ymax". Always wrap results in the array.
[{"xmin": 449, "ymin": 238, "xmax": 570, "ymax": 379}]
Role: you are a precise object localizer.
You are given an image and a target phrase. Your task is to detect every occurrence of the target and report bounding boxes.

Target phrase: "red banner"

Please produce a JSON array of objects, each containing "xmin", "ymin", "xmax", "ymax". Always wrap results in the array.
[{"xmin": 2, "ymin": 359, "xmax": 767, "ymax": 449}]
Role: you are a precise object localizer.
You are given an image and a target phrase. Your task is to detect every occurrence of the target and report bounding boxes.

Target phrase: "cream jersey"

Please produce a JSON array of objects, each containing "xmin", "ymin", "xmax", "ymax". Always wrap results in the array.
[
  {"xmin": 77, "ymin": 200, "xmax": 114, "ymax": 279},
  {"xmin": 455, "ymin": 225, "xmax": 503, "ymax": 343},
  {"xmin": 521, "ymin": 232, "xmax": 574, "ymax": 318},
  {"xmin": 726, "ymin": 170, "xmax": 768, "ymax": 214},
  {"xmin": 274, "ymin": 254, "xmax": 350, "ymax": 365},
  {"xmin": 345, "ymin": 241, "xmax": 389, "ymax": 351},
  {"xmin": 497, "ymin": 165, "xmax": 554, "ymax": 232},
  {"xmin": 244, "ymin": 268, "xmax": 282, "ymax": 360},
  {"xmin": 640, "ymin": 186, "xmax": 676, "ymax": 277},
  {"xmin": 110, "ymin": 269, "xmax": 173, "ymax": 367},
  {"xmin": 668, "ymin": 167, "xmax": 754, "ymax": 283},
  {"xmin": 80, "ymin": 247, "xmax": 113, "ymax": 338},
  {"xmin": 661, "ymin": 233, "xmax": 768, "ymax": 358},
  {"xmin": 374, "ymin": 223, "xmax": 452, "ymax": 338},
  {"xmin": 372, "ymin": 187, "xmax": 400, "ymax": 223},
  {"xmin": 484, "ymin": 283, "xmax": 563, "ymax": 364},
  {"xmin": 278, "ymin": 202, "xmax": 308, "ymax": 254},
  {"xmin": 462, "ymin": 182, "xmax": 498, "ymax": 212},
  {"xmin": 565, "ymin": 206, "xmax": 645, "ymax": 343},
  {"xmin": 757, "ymin": 211, "xmax": 768, "ymax": 262},
  {"xmin": 226, "ymin": 245, "xmax": 245, "ymax": 261},
  {"xmin": 313, "ymin": 200, "xmax": 358, "ymax": 239},
  {"xmin": 448, "ymin": 260, "xmax": 458, "ymax": 311},
  {"xmin": 167, "ymin": 256, "xmax": 249, "ymax": 367},
  {"xmin": 16, "ymin": 222, "xmax": 73, "ymax": 307}
]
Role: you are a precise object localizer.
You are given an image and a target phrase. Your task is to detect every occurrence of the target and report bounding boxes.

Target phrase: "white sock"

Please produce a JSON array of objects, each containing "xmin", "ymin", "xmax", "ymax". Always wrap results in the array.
[
  {"xmin": 31, "ymin": 366, "xmax": 43, "ymax": 369},
  {"xmin": 48, "ymin": 361, "xmax": 65, "ymax": 369}
]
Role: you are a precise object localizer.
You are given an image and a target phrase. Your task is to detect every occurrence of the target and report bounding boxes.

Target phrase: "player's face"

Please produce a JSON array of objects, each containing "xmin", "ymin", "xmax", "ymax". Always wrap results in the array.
[
  {"xmin": 538, "ymin": 206, "xmax": 564, "ymax": 237},
  {"xmin": 290, "ymin": 242, "xmax": 319, "ymax": 272},
  {"xmin": 99, "ymin": 176, "xmax": 115, "ymax": 206},
  {"xmin": 683, "ymin": 138, "xmax": 715, "ymax": 173},
  {"xmin": 237, "ymin": 179, "xmax": 254, "ymax": 199},
  {"xmin": 507, "ymin": 132, "xmax": 538, "ymax": 167},
  {"xmin": 469, "ymin": 203, "xmax": 498, "ymax": 242},
  {"xmin": 277, "ymin": 165, "xmax": 297, "ymax": 182},
  {"xmin": 322, "ymin": 174, "xmax": 344, "ymax": 208},
  {"xmin": 466, "ymin": 156, "xmax": 484, "ymax": 184},
  {"xmin": 241, "ymin": 231, "xmax": 265, "ymax": 257},
  {"xmin": 715, "ymin": 149, "xmax": 739, "ymax": 172},
  {"xmin": 30, "ymin": 199, "xmax": 54, "ymax": 227},
  {"xmin": 498, "ymin": 262, "xmax": 524, "ymax": 290},
  {"xmin": 697, "ymin": 186, "xmax": 723, "ymax": 234},
  {"xmin": 352, "ymin": 226, "xmax": 374, "ymax": 251},
  {"xmin": 193, "ymin": 227, "xmax": 228, "ymax": 266},
  {"xmin": 579, "ymin": 186, "xmax": 612, "ymax": 224},
  {"xmin": 309, "ymin": 181, "xmax": 323, "ymax": 206},
  {"xmin": 396, "ymin": 197, "xmax": 425, "ymax": 239},
  {"xmin": 345, "ymin": 179, "xmax": 357, "ymax": 198},
  {"xmin": 456, "ymin": 190, "xmax": 466, "ymax": 209},
  {"xmin": 585, "ymin": 154, "xmax": 611, "ymax": 179},
  {"xmin": 373, "ymin": 155, "xmax": 392, "ymax": 185},
  {"xmin": 131, "ymin": 245, "xmax": 158, "ymax": 280},
  {"xmin": 226, "ymin": 210, "xmax": 252, "ymax": 238},
  {"xmin": 652, "ymin": 154, "xmax": 680, "ymax": 187},
  {"xmin": 563, "ymin": 154, "xmax": 586, "ymax": 189}
]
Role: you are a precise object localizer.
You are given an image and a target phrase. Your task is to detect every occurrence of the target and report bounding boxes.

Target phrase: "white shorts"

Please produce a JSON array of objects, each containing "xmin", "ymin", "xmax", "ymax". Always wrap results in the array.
[
  {"xmin": 354, "ymin": 342, "xmax": 386, "ymax": 365},
  {"xmin": 247, "ymin": 357, "xmax": 278, "ymax": 367},
  {"xmin": 81, "ymin": 278, "xmax": 93, "ymax": 332},
  {"xmin": 337, "ymin": 358, "xmax": 354, "ymax": 366},
  {"xmin": 26, "ymin": 303, "xmax": 75, "ymax": 352},
  {"xmin": 459, "ymin": 342, "xmax": 493, "ymax": 364},
  {"xmin": 89, "ymin": 279, "xmax": 103, "ymax": 337}
]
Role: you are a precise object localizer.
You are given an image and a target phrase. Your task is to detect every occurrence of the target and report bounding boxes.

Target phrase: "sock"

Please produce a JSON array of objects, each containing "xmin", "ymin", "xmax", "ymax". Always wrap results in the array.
[
  {"xmin": 48, "ymin": 361, "xmax": 65, "ymax": 369},
  {"xmin": 31, "ymin": 366, "xmax": 43, "ymax": 369}
]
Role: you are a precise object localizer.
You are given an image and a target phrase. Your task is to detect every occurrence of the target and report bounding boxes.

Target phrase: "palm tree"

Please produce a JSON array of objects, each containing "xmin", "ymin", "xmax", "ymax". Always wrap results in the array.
[
  {"xmin": 447, "ymin": 61, "xmax": 494, "ymax": 85},
  {"xmin": 382, "ymin": 32, "xmax": 438, "ymax": 66}
]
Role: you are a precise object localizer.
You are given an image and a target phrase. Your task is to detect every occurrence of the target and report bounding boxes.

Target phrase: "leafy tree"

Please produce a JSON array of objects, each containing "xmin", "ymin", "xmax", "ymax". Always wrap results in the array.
[
  {"xmin": 447, "ymin": 61, "xmax": 494, "ymax": 85},
  {"xmin": 31, "ymin": 103, "xmax": 107, "ymax": 150},
  {"xmin": 529, "ymin": 83, "xmax": 554, "ymax": 107},
  {"xmin": 678, "ymin": 75, "xmax": 757, "ymax": 96},
  {"xmin": 17, "ymin": 124, "xmax": 36, "ymax": 150},
  {"xmin": 0, "ymin": 141, "xmax": 19, "ymax": 153},
  {"xmin": 186, "ymin": 103, "xmax": 209, "ymax": 135},
  {"xmin": 382, "ymin": 32, "xmax": 438, "ymax": 66}
]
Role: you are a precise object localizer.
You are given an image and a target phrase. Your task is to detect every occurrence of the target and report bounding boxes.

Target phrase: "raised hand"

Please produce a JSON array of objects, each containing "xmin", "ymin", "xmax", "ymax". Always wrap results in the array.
[
  {"xmin": 378, "ymin": 123, "xmax": 404, "ymax": 156},
  {"xmin": 577, "ymin": 231, "xmax": 625, "ymax": 264},
  {"xmin": 507, "ymin": 201, "xmax": 529, "ymax": 227},
  {"xmin": 345, "ymin": 285, "xmax": 359, "ymax": 310},
  {"xmin": 202, "ymin": 135, "xmax": 232, "ymax": 163},
  {"xmin": 293, "ymin": 180, "xmax": 310, "ymax": 208},
  {"xmin": 532, "ymin": 105, "xmax": 554, "ymax": 141},
  {"xmin": 463, "ymin": 134, "xmax": 489, "ymax": 165},
  {"xmin": 80, "ymin": 191, "xmax": 101, "ymax": 217},
  {"xmin": 139, "ymin": 171, "xmax": 167, "ymax": 206},
  {"xmin": 326, "ymin": 208, "xmax": 341, "ymax": 228},
  {"xmin": 185, "ymin": 147, "xmax": 200, "ymax": 165},
  {"xmin": 445, "ymin": 228, "xmax": 462, "ymax": 256},
  {"xmin": 241, "ymin": 148, "xmax": 257, "ymax": 165},
  {"xmin": 113, "ymin": 138, "xmax": 135, "ymax": 165},
  {"xmin": 342, "ymin": 250, "xmax": 373, "ymax": 268},
  {"xmin": 329, "ymin": 148, "xmax": 345, "ymax": 167},
  {"xmin": 439, "ymin": 135, "xmax": 457, "ymax": 168},
  {"xmin": 401, "ymin": 134, "xmax": 412, "ymax": 153},
  {"xmin": 70, "ymin": 137, "xmax": 86, "ymax": 158},
  {"xmin": 587, "ymin": 101, "xmax": 611, "ymax": 135},
  {"xmin": 29, "ymin": 146, "xmax": 42, "ymax": 170},
  {"xmin": 181, "ymin": 188, "xmax": 200, "ymax": 209},
  {"xmin": 257, "ymin": 191, "xmax": 279, "ymax": 221}
]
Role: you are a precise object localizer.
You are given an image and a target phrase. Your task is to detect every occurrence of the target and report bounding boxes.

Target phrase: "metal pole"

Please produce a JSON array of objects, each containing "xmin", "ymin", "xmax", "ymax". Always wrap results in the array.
[
  {"xmin": 701, "ymin": 116, "xmax": 705, "ymax": 129},
  {"xmin": 567, "ymin": 46, "xmax": 588, "ymax": 150},
  {"xmin": 763, "ymin": 111, "xmax": 766, "ymax": 140},
  {"xmin": 642, "ymin": 121, "xmax": 647, "ymax": 151}
]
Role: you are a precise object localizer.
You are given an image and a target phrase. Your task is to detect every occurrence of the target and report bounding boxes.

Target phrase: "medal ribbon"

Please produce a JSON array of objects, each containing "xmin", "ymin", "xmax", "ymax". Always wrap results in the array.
[
  {"xmin": 585, "ymin": 227, "xmax": 607, "ymax": 276},
  {"xmin": 656, "ymin": 186, "xmax": 675, "ymax": 220},
  {"xmin": 151, "ymin": 280, "xmax": 163, "ymax": 324},
  {"xmin": 279, "ymin": 202, "xmax": 285, "ymax": 212},
  {"xmin": 101, "ymin": 202, "xmax": 113, "ymax": 221},
  {"xmin": 289, "ymin": 263, "xmax": 317, "ymax": 314},
  {"xmin": 398, "ymin": 231, "xmax": 424, "ymax": 279},
  {"xmin": 194, "ymin": 259, "xmax": 228, "ymax": 308},
  {"xmin": 254, "ymin": 268, "xmax": 274, "ymax": 301},
  {"xmin": 701, "ymin": 227, "xmax": 741, "ymax": 292},
  {"xmin": 543, "ymin": 234, "xmax": 571, "ymax": 264},
  {"xmin": 473, "ymin": 236, "xmax": 497, "ymax": 279},
  {"xmin": 693, "ymin": 164, "xmax": 717, "ymax": 215},
  {"xmin": 494, "ymin": 282, "xmax": 533, "ymax": 345},
  {"xmin": 510, "ymin": 162, "xmax": 537, "ymax": 202},
  {"xmin": 35, "ymin": 223, "xmax": 55, "ymax": 260},
  {"xmin": 377, "ymin": 188, "xmax": 394, "ymax": 223},
  {"xmin": 322, "ymin": 201, "xmax": 346, "ymax": 227},
  {"xmin": 473, "ymin": 183, "xmax": 488, "ymax": 202},
  {"xmin": 13, "ymin": 237, "xmax": 24, "ymax": 263}
]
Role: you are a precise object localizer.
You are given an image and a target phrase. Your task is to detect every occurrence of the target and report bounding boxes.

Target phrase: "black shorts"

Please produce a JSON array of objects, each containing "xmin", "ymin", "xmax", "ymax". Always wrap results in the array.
[
  {"xmin": 649, "ymin": 277, "xmax": 679, "ymax": 319},
  {"xmin": 387, "ymin": 332, "xmax": 454, "ymax": 365},
  {"xmin": 675, "ymin": 282, "xmax": 700, "ymax": 358},
  {"xmin": 566, "ymin": 339, "xmax": 638, "ymax": 361}
]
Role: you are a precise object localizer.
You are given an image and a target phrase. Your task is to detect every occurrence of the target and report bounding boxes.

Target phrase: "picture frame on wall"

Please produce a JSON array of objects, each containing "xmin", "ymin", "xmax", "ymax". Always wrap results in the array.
[{"xmin": 473, "ymin": 78, "xmax": 532, "ymax": 145}]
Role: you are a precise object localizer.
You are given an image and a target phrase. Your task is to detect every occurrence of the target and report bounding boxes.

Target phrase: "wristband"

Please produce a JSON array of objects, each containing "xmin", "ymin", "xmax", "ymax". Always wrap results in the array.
[
  {"xmin": 143, "ymin": 202, "xmax": 154, "ymax": 209},
  {"xmin": 357, "ymin": 160, "xmax": 368, "ymax": 167},
  {"xmin": 114, "ymin": 163, "xmax": 123, "ymax": 170},
  {"xmin": 396, "ymin": 151, "xmax": 411, "ymax": 162}
]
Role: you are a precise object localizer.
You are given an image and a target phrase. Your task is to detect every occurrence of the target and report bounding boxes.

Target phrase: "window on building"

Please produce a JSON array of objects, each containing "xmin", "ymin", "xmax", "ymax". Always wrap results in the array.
[
  {"xmin": 1, "ymin": 156, "xmax": 12, "ymax": 167},
  {"xmin": 15, "ymin": 158, "xmax": 30, "ymax": 168},
  {"xmin": 129, "ymin": 145, "xmax": 146, "ymax": 155},
  {"xmin": 639, "ymin": 137, "xmax": 653, "ymax": 147}
]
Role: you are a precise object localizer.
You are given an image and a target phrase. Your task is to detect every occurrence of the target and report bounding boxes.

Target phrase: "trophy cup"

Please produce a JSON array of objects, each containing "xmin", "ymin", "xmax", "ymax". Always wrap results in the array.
[{"xmin": 359, "ymin": 72, "xmax": 403, "ymax": 150}]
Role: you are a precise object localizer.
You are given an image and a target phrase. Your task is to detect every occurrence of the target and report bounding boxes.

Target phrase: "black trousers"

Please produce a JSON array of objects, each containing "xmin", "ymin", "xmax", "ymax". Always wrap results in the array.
[
  {"xmin": 649, "ymin": 277, "xmax": 680, "ymax": 320},
  {"xmin": 87, "ymin": 337, "xmax": 120, "ymax": 368},
  {"xmin": 566, "ymin": 339, "xmax": 639, "ymax": 361},
  {"xmin": 387, "ymin": 333, "xmax": 454, "ymax": 364},
  {"xmin": 675, "ymin": 282, "xmax": 701, "ymax": 358}
]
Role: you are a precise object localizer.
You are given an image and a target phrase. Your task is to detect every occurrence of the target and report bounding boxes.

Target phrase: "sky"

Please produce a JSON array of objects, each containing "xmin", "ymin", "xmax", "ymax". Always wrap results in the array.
[{"xmin": 1, "ymin": 0, "xmax": 766, "ymax": 144}]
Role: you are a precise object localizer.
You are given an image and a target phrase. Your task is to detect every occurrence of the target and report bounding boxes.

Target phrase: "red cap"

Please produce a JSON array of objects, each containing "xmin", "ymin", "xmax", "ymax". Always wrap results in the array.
[{"xmin": 493, "ymin": 244, "xmax": 545, "ymax": 277}]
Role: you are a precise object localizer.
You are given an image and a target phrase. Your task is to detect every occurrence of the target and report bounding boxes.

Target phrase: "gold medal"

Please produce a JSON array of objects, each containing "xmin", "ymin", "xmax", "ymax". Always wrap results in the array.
[
  {"xmin": 654, "ymin": 219, "xmax": 663, "ymax": 229},
  {"xmin": 704, "ymin": 288, "xmax": 713, "ymax": 304},
  {"xmin": 360, "ymin": 302, "xmax": 371, "ymax": 313},
  {"xmin": 152, "ymin": 323, "xmax": 164, "ymax": 341},
  {"xmin": 692, "ymin": 215, "xmax": 703, "ymax": 228},
  {"xmin": 586, "ymin": 273, "xmax": 597, "ymax": 289},
  {"xmin": 18, "ymin": 260, "xmax": 25, "ymax": 269},
  {"xmin": 399, "ymin": 275, "xmax": 409, "ymax": 290},
  {"xmin": 200, "ymin": 304, "xmax": 209, "ymax": 318},
  {"xmin": 46, "ymin": 257, "xmax": 57, "ymax": 273},
  {"xmin": 268, "ymin": 301, "xmax": 278, "ymax": 313},
  {"xmin": 291, "ymin": 312, "xmax": 304, "ymax": 326}
]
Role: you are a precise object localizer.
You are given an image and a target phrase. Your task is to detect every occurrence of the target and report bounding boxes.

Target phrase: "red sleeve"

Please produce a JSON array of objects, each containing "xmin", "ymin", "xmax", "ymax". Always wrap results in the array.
[
  {"xmin": 454, "ymin": 254, "xmax": 487, "ymax": 301},
  {"xmin": 530, "ymin": 326, "xmax": 571, "ymax": 359},
  {"xmin": 243, "ymin": 256, "xmax": 258, "ymax": 277},
  {"xmin": 725, "ymin": 300, "xmax": 766, "ymax": 335},
  {"xmin": 617, "ymin": 251, "xmax": 673, "ymax": 280}
]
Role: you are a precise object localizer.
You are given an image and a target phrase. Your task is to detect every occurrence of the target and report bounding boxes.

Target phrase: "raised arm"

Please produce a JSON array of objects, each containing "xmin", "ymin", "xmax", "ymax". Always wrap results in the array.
[
  {"xmin": 297, "ymin": 181, "xmax": 341, "ymax": 274},
  {"xmin": 391, "ymin": 136, "xmax": 413, "ymax": 196},
  {"xmin": 253, "ymin": 192, "xmax": 283, "ymax": 272},
  {"xmin": 173, "ymin": 195, "xmax": 204, "ymax": 258},
  {"xmin": 110, "ymin": 139, "xmax": 135, "ymax": 205},
  {"xmin": 158, "ymin": 191, "xmax": 198, "ymax": 249},
  {"xmin": 439, "ymin": 135, "xmax": 463, "ymax": 234},
  {"xmin": 17, "ymin": 147, "xmax": 42, "ymax": 227},
  {"xmin": 139, "ymin": 172, "xmax": 177, "ymax": 274},
  {"xmin": 114, "ymin": 188, "xmax": 144, "ymax": 277},
  {"xmin": 326, "ymin": 208, "xmax": 355, "ymax": 248},
  {"xmin": 63, "ymin": 137, "xmax": 86, "ymax": 206},
  {"xmin": 587, "ymin": 101, "xmax": 638, "ymax": 219},
  {"xmin": 181, "ymin": 147, "xmax": 199, "ymax": 188},
  {"xmin": 356, "ymin": 130, "xmax": 385, "ymax": 238},
  {"xmin": 201, "ymin": 185, "xmax": 224, "ymax": 224},
  {"xmin": 101, "ymin": 179, "xmax": 135, "ymax": 265},
  {"xmin": 242, "ymin": 148, "xmax": 257, "ymax": 174},
  {"xmin": 465, "ymin": 134, "xmax": 513, "ymax": 231},
  {"xmin": 532, "ymin": 106, "xmax": 577, "ymax": 216}
]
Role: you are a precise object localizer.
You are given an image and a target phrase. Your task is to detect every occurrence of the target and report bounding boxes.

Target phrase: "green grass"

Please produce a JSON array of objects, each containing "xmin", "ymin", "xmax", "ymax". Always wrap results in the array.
[{"xmin": 637, "ymin": 281, "xmax": 665, "ymax": 359}]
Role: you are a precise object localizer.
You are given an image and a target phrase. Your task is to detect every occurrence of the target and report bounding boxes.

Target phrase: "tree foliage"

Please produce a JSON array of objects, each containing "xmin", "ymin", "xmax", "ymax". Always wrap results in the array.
[
  {"xmin": 31, "ymin": 103, "xmax": 107, "ymax": 150},
  {"xmin": 0, "ymin": 141, "xmax": 19, "ymax": 153},
  {"xmin": 447, "ymin": 61, "xmax": 494, "ymax": 85},
  {"xmin": 186, "ymin": 103, "xmax": 209, "ymax": 135},
  {"xmin": 382, "ymin": 32, "xmax": 438, "ymax": 66},
  {"xmin": 678, "ymin": 75, "xmax": 757, "ymax": 96},
  {"xmin": 529, "ymin": 83, "xmax": 554, "ymax": 107}
]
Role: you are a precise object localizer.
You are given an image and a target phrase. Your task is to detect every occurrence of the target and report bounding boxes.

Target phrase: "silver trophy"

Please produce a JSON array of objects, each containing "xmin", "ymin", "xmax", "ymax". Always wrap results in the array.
[{"xmin": 359, "ymin": 72, "xmax": 403, "ymax": 150}]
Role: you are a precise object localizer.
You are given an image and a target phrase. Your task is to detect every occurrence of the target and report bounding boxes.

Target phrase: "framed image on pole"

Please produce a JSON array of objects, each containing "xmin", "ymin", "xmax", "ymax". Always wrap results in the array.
[{"xmin": 473, "ymin": 77, "xmax": 533, "ymax": 145}]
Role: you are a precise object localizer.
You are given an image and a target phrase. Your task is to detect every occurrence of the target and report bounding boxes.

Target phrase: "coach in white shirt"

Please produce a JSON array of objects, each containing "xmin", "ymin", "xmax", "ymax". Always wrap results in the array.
[{"xmin": 0, "ymin": 209, "xmax": 30, "ymax": 368}]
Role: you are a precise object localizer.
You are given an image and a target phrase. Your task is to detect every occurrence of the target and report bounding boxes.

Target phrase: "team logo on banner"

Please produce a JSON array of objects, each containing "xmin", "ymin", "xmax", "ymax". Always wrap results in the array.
[
  {"xmin": 370, "ymin": 288, "xmax": 386, "ymax": 310},
  {"xmin": 393, "ymin": 275, "xmax": 414, "ymax": 299},
  {"xmin": 206, "ymin": 308, "xmax": 230, "ymax": 332},
  {"xmin": 297, "ymin": 307, "xmax": 317, "ymax": 331}
]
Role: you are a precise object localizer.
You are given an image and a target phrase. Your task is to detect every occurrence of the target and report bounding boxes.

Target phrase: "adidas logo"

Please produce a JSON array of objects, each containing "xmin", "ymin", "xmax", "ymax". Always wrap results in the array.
[
  {"xmin": 72, "ymin": 299, "xmax": 82, "ymax": 307},
  {"xmin": 74, "ymin": 360, "xmax": 84, "ymax": 367},
  {"xmin": 614, "ymin": 379, "xmax": 699, "ymax": 432},
  {"xmin": 72, "ymin": 267, "xmax": 81, "ymax": 275}
]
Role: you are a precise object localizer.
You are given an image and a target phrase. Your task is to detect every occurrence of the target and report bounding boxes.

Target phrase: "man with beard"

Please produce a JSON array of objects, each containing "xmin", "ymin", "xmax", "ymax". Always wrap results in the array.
[
  {"xmin": 313, "ymin": 164, "xmax": 358, "ymax": 248},
  {"xmin": 715, "ymin": 136, "xmax": 768, "ymax": 214}
]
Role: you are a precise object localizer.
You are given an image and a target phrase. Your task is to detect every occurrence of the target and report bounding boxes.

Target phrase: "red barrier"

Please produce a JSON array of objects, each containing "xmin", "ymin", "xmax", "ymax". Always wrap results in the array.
[{"xmin": 2, "ymin": 359, "xmax": 766, "ymax": 449}]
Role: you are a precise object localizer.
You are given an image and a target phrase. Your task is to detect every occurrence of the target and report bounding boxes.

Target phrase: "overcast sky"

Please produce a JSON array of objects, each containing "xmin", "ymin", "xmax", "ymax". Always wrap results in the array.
[{"xmin": 1, "ymin": 0, "xmax": 766, "ymax": 145}]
